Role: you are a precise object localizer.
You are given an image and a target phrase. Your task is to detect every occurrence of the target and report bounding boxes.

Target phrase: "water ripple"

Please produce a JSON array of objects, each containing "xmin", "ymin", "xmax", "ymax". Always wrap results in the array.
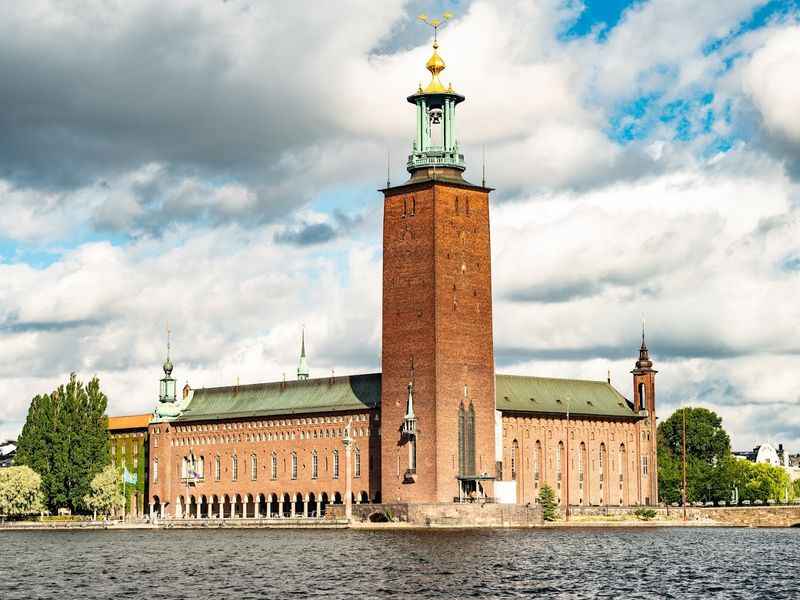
[{"xmin": 0, "ymin": 527, "xmax": 797, "ymax": 599}]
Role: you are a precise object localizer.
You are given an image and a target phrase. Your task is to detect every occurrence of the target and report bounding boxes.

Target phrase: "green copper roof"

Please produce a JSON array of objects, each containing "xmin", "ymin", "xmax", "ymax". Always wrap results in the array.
[
  {"xmin": 171, "ymin": 372, "xmax": 637, "ymax": 423},
  {"xmin": 175, "ymin": 374, "xmax": 381, "ymax": 422},
  {"xmin": 495, "ymin": 374, "xmax": 638, "ymax": 419}
]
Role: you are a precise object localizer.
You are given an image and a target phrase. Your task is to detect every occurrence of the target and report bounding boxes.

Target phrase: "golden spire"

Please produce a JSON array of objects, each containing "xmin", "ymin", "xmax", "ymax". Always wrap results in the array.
[{"xmin": 417, "ymin": 12, "xmax": 454, "ymax": 94}]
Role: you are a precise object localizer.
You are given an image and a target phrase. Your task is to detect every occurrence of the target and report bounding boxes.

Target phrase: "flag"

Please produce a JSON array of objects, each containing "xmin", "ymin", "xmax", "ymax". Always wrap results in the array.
[{"xmin": 123, "ymin": 467, "xmax": 138, "ymax": 485}]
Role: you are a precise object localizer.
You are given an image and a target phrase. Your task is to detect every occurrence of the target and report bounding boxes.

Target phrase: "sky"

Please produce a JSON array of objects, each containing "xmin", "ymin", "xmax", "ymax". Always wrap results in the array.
[{"xmin": 1, "ymin": 0, "xmax": 799, "ymax": 452}]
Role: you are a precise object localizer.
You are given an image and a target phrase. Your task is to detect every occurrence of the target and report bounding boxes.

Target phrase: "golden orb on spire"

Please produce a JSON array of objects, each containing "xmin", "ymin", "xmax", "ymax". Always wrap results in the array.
[{"xmin": 417, "ymin": 12, "xmax": 455, "ymax": 94}]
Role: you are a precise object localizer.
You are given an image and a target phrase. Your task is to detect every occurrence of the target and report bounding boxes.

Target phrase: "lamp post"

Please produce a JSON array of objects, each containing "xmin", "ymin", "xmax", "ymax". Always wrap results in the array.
[
  {"xmin": 682, "ymin": 408, "xmax": 688, "ymax": 521},
  {"xmin": 565, "ymin": 395, "xmax": 571, "ymax": 521},
  {"xmin": 343, "ymin": 419, "xmax": 353, "ymax": 522}
]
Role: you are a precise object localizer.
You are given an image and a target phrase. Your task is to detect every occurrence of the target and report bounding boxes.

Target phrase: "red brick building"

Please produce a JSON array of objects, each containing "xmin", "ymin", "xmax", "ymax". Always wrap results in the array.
[{"xmin": 139, "ymin": 36, "xmax": 658, "ymax": 519}]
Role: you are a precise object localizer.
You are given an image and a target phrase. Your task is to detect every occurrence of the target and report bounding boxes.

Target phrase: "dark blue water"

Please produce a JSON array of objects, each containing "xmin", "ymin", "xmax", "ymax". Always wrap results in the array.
[{"xmin": 0, "ymin": 527, "xmax": 796, "ymax": 599}]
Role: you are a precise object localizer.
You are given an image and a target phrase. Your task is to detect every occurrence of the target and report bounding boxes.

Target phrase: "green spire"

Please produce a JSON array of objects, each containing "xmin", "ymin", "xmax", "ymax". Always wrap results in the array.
[
  {"xmin": 297, "ymin": 327, "xmax": 310, "ymax": 380},
  {"xmin": 155, "ymin": 326, "xmax": 180, "ymax": 419}
]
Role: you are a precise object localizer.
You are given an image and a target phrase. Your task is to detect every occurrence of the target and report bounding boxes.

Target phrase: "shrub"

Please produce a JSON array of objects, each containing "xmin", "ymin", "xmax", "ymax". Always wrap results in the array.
[
  {"xmin": 633, "ymin": 507, "xmax": 657, "ymax": 521},
  {"xmin": 537, "ymin": 484, "xmax": 559, "ymax": 522}
]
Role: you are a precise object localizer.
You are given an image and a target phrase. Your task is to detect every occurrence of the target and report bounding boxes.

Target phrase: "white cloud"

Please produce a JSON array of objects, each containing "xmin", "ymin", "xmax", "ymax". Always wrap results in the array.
[
  {"xmin": 743, "ymin": 25, "xmax": 800, "ymax": 144},
  {"xmin": 2, "ymin": 0, "xmax": 800, "ymax": 457}
]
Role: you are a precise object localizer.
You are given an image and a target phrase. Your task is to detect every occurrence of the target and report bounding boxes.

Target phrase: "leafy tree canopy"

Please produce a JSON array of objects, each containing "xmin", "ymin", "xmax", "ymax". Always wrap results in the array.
[
  {"xmin": 15, "ymin": 373, "xmax": 110, "ymax": 513},
  {"xmin": 0, "ymin": 465, "xmax": 46, "ymax": 518},
  {"xmin": 657, "ymin": 406, "xmax": 793, "ymax": 504},
  {"xmin": 658, "ymin": 407, "xmax": 731, "ymax": 464},
  {"xmin": 84, "ymin": 465, "xmax": 125, "ymax": 518}
]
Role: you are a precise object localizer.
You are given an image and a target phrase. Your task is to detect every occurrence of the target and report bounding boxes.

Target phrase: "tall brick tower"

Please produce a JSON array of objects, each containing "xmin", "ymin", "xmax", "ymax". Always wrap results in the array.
[
  {"xmin": 381, "ymin": 20, "xmax": 496, "ymax": 504},
  {"xmin": 632, "ymin": 321, "xmax": 658, "ymax": 505}
]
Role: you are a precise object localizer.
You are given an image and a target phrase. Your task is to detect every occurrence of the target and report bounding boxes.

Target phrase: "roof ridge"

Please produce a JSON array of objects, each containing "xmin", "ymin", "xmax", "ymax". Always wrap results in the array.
[
  {"xmin": 497, "ymin": 373, "xmax": 609, "ymax": 385},
  {"xmin": 195, "ymin": 372, "xmax": 382, "ymax": 394}
]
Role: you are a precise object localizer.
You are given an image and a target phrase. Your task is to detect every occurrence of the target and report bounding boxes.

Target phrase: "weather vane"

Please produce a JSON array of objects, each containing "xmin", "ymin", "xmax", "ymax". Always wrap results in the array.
[{"xmin": 417, "ymin": 11, "xmax": 454, "ymax": 41}]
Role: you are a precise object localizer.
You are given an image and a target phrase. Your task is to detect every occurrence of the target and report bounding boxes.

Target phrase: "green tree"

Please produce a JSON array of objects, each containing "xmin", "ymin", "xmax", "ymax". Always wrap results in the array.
[
  {"xmin": 537, "ymin": 483, "xmax": 559, "ymax": 521},
  {"xmin": 84, "ymin": 465, "xmax": 125, "ymax": 519},
  {"xmin": 0, "ymin": 465, "xmax": 46, "ymax": 518},
  {"xmin": 15, "ymin": 373, "xmax": 110, "ymax": 513},
  {"xmin": 657, "ymin": 407, "xmax": 733, "ymax": 504},
  {"xmin": 658, "ymin": 407, "xmax": 731, "ymax": 464}
]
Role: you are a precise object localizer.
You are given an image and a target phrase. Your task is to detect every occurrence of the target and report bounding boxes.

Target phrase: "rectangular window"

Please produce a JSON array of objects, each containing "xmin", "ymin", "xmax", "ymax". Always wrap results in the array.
[
  {"xmin": 215, "ymin": 457, "xmax": 221, "ymax": 481},
  {"xmin": 271, "ymin": 454, "xmax": 278, "ymax": 480},
  {"xmin": 642, "ymin": 456, "xmax": 648, "ymax": 476},
  {"xmin": 354, "ymin": 449, "xmax": 361, "ymax": 478},
  {"xmin": 153, "ymin": 459, "xmax": 158, "ymax": 482},
  {"xmin": 312, "ymin": 452, "xmax": 318, "ymax": 479},
  {"xmin": 291, "ymin": 454, "xmax": 298, "ymax": 480},
  {"xmin": 333, "ymin": 451, "xmax": 340, "ymax": 479},
  {"xmin": 232, "ymin": 457, "xmax": 238, "ymax": 481}
]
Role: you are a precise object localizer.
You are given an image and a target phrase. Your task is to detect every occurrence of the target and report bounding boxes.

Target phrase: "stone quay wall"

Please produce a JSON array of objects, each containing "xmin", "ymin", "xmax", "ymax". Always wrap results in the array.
[
  {"xmin": 566, "ymin": 504, "xmax": 800, "ymax": 527},
  {"xmin": 331, "ymin": 502, "xmax": 544, "ymax": 527}
]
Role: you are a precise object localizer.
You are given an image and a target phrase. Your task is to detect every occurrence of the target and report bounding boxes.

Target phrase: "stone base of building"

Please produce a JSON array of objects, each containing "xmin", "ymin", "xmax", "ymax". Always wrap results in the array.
[{"xmin": 331, "ymin": 502, "xmax": 544, "ymax": 527}]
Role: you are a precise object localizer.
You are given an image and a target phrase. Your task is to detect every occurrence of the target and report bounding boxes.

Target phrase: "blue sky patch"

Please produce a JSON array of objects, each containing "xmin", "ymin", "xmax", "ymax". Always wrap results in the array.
[{"xmin": 562, "ymin": 0, "xmax": 641, "ymax": 40}]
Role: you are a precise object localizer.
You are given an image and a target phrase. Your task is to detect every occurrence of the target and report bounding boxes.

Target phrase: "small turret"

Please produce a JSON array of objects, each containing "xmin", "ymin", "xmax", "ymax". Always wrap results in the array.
[
  {"xmin": 155, "ymin": 328, "xmax": 181, "ymax": 419},
  {"xmin": 297, "ymin": 327, "xmax": 310, "ymax": 380}
]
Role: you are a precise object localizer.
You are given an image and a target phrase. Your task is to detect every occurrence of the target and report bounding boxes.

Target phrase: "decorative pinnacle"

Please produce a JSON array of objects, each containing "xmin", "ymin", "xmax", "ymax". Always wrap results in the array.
[
  {"xmin": 417, "ymin": 12, "xmax": 455, "ymax": 94},
  {"xmin": 163, "ymin": 324, "xmax": 174, "ymax": 377}
]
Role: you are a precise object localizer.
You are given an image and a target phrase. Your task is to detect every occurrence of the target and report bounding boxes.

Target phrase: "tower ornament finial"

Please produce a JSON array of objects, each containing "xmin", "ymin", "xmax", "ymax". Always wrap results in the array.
[{"xmin": 417, "ymin": 12, "xmax": 455, "ymax": 94}]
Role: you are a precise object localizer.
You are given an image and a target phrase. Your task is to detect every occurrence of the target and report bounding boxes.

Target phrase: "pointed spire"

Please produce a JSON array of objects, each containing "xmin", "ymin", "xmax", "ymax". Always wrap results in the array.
[
  {"xmin": 297, "ymin": 326, "xmax": 309, "ymax": 380},
  {"xmin": 163, "ymin": 324, "xmax": 174, "ymax": 377},
  {"xmin": 635, "ymin": 317, "xmax": 653, "ymax": 370},
  {"xmin": 482, "ymin": 145, "xmax": 486, "ymax": 188},
  {"xmin": 403, "ymin": 356, "xmax": 417, "ymax": 436}
]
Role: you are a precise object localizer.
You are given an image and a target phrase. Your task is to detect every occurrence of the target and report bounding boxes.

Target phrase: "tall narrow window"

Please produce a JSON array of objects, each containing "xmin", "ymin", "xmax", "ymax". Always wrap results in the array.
[
  {"xmin": 534, "ymin": 441, "xmax": 542, "ymax": 481},
  {"xmin": 638, "ymin": 382, "xmax": 646, "ymax": 409},
  {"xmin": 619, "ymin": 444, "xmax": 626, "ymax": 483},
  {"xmin": 181, "ymin": 456, "xmax": 188, "ymax": 479},
  {"xmin": 354, "ymin": 447, "xmax": 361, "ymax": 478},
  {"xmin": 466, "ymin": 198, "xmax": 470, "ymax": 215},
  {"xmin": 232, "ymin": 455, "xmax": 238, "ymax": 481},
  {"xmin": 271, "ymin": 452, "xmax": 278, "ymax": 480},
  {"xmin": 215, "ymin": 456, "xmax": 221, "ymax": 481},
  {"xmin": 312, "ymin": 450, "xmax": 318, "ymax": 479},
  {"xmin": 458, "ymin": 403, "xmax": 465, "ymax": 476},
  {"xmin": 403, "ymin": 198, "xmax": 407, "ymax": 217},
  {"xmin": 332, "ymin": 450, "xmax": 339, "ymax": 479},
  {"xmin": 578, "ymin": 442, "xmax": 585, "ymax": 487},
  {"xmin": 411, "ymin": 196, "xmax": 416, "ymax": 215},
  {"xmin": 291, "ymin": 452, "xmax": 298, "ymax": 480},
  {"xmin": 556, "ymin": 442, "xmax": 564, "ymax": 485},
  {"xmin": 251, "ymin": 454, "xmax": 258, "ymax": 481},
  {"xmin": 197, "ymin": 456, "xmax": 204, "ymax": 479},
  {"xmin": 153, "ymin": 458, "xmax": 159, "ymax": 482},
  {"xmin": 466, "ymin": 403, "xmax": 476, "ymax": 476},
  {"xmin": 642, "ymin": 455, "xmax": 648, "ymax": 477},
  {"xmin": 599, "ymin": 444, "xmax": 606, "ymax": 483},
  {"xmin": 511, "ymin": 440, "xmax": 519, "ymax": 479},
  {"xmin": 455, "ymin": 197, "xmax": 460, "ymax": 214}
]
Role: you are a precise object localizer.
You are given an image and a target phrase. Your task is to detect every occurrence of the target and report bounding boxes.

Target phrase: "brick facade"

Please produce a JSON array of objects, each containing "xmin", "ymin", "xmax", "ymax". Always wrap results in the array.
[
  {"xmin": 381, "ymin": 179, "xmax": 496, "ymax": 503},
  {"xmin": 147, "ymin": 410, "xmax": 379, "ymax": 518},
  {"xmin": 499, "ymin": 407, "xmax": 657, "ymax": 507}
]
